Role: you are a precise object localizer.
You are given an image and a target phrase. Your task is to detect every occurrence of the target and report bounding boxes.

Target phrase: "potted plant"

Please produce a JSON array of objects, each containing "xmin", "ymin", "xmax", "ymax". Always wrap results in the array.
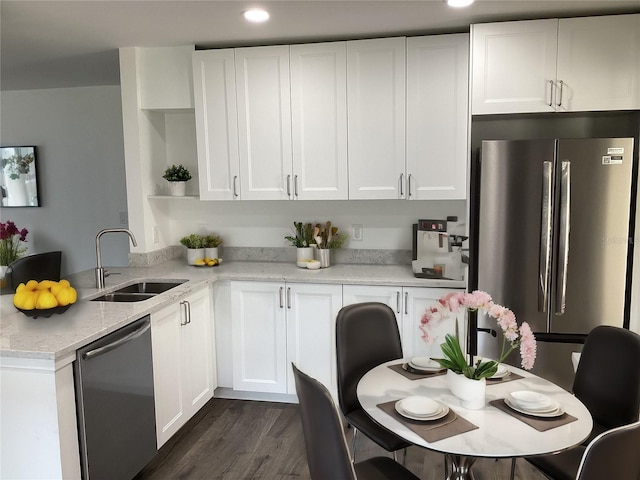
[
  {"xmin": 180, "ymin": 233, "xmax": 205, "ymax": 265},
  {"xmin": 162, "ymin": 164, "xmax": 192, "ymax": 197},
  {"xmin": 285, "ymin": 222, "xmax": 315, "ymax": 263},
  {"xmin": 203, "ymin": 234, "xmax": 222, "ymax": 260},
  {"xmin": 0, "ymin": 221, "xmax": 28, "ymax": 289},
  {"xmin": 312, "ymin": 221, "xmax": 348, "ymax": 268},
  {"xmin": 420, "ymin": 290, "xmax": 537, "ymax": 409}
]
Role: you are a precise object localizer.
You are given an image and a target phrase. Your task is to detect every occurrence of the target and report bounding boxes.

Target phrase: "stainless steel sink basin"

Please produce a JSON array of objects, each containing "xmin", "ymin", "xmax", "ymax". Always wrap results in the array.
[
  {"xmin": 91, "ymin": 280, "xmax": 187, "ymax": 302},
  {"xmin": 112, "ymin": 281, "xmax": 186, "ymax": 295}
]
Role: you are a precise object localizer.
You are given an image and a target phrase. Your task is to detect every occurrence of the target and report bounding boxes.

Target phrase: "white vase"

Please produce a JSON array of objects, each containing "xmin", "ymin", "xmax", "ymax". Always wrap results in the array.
[
  {"xmin": 296, "ymin": 247, "xmax": 314, "ymax": 262},
  {"xmin": 317, "ymin": 249, "xmax": 331, "ymax": 268},
  {"xmin": 169, "ymin": 181, "xmax": 186, "ymax": 197},
  {"xmin": 446, "ymin": 370, "xmax": 486, "ymax": 409},
  {"xmin": 0, "ymin": 265, "xmax": 8, "ymax": 290},
  {"xmin": 205, "ymin": 247, "xmax": 219, "ymax": 260},
  {"xmin": 6, "ymin": 175, "xmax": 29, "ymax": 206},
  {"xmin": 186, "ymin": 248, "xmax": 205, "ymax": 265}
]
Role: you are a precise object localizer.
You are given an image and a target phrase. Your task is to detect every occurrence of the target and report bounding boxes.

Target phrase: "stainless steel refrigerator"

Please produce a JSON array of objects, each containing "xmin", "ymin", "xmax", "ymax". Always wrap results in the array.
[{"xmin": 474, "ymin": 138, "xmax": 635, "ymax": 390}]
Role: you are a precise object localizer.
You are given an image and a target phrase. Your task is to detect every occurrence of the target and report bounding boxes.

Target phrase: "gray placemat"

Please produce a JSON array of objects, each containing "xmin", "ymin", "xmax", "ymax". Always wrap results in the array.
[
  {"xmin": 387, "ymin": 363, "xmax": 448, "ymax": 381},
  {"xmin": 486, "ymin": 371, "xmax": 524, "ymax": 385},
  {"xmin": 489, "ymin": 399, "xmax": 578, "ymax": 432},
  {"xmin": 377, "ymin": 400, "xmax": 479, "ymax": 443}
]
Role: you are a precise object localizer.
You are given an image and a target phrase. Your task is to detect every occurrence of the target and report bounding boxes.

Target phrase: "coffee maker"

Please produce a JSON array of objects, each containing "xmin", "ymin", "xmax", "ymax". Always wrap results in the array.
[{"xmin": 412, "ymin": 216, "xmax": 468, "ymax": 280}]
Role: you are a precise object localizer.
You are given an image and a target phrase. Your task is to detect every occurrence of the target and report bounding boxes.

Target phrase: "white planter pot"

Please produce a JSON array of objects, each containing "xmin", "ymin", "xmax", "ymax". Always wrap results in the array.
[
  {"xmin": 169, "ymin": 181, "xmax": 186, "ymax": 197},
  {"xmin": 317, "ymin": 249, "xmax": 331, "ymax": 268},
  {"xmin": 446, "ymin": 370, "xmax": 486, "ymax": 410},
  {"xmin": 205, "ymin": 247, "xmax": 219, "ymax": 260},
  {"xmin": 296, "ymin": 247, "xmax": 314, "ymax": 262},
  {"xmin": 6, "ymin": 175, "xmax": 29, "ymax": 206},
  {"xmin": 186, "ymin": 248, "xmax": 205, "ymax": 265}
]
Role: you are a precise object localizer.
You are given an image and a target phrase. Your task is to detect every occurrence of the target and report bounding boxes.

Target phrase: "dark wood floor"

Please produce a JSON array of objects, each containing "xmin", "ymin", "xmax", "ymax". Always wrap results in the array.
[{"xmin": 135, "ymin": 398, "xmax": 548, "ymax": 480}]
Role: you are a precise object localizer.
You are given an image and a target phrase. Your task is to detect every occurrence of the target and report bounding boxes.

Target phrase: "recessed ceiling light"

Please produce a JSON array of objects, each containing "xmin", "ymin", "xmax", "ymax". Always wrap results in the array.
[
  {"xmin": 243, "ymin": 9, "xmax": 270, "ymax": 23},
  {"xmin": 446, "ymin": 0, "xmax": 475, "ymax": 7}
]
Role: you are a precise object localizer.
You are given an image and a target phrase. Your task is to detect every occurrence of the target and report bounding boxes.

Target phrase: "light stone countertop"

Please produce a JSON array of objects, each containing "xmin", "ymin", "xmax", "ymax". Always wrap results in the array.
[{"xmin": 0, "ymin": 259, "xmax": 465, "ymax": 362}]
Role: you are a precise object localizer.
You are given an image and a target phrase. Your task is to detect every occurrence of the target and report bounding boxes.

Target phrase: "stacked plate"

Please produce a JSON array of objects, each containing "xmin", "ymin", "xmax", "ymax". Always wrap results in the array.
[
  {"xmin": 395, "ymin": 395, "xmax": 450, "ymax": 421},
  {"xmin": 489, "ymin": 364, "xmax": 510, "ymax": 379},
  {"xmin": 406, "ymin": 356, "xmax": 445, "ymax": 373},
  {"xmin": 505, "ymin": 391, "xmax": 564, "ymax": 417}
]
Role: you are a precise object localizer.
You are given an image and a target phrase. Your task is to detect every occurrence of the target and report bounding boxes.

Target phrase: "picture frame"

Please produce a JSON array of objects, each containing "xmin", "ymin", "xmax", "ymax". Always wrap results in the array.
[{"xmin": 1, "ymin": 146, "xmax": 40, "ymax": 207}]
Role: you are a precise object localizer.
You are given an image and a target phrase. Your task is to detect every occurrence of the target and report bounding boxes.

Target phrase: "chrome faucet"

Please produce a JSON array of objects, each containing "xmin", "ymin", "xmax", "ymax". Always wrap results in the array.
[{"xmin": 95, "ymin": 228, "xmax": 138, "ymax": 288}]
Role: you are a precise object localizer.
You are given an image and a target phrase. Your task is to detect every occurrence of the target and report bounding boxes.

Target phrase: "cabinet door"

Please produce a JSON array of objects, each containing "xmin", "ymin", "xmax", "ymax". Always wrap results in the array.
[
  {"xmin": 231, "ymin": 281, "xmax": 288, "ymax": 393},
  {"xmin": 182, "ymin": 287, "xmax": 215, "ymax": 415},
  {"xmin": 193, "ymin": 49, "xmax": 241, "ymax": 200},
  {"xmin": 290, "ymin": 42, "xmax": 348, "ymax": 200},
  {"xmin": 402, "ymin": 287, "xmax": 465, "ymax": 360},
  {"xmin": 407, "ymin": 34, "xmax": 469, "ymax": 200},
  {"xmin": 557, "ymin": 14, "xmax": 640, "ymax": 112},
  {"xmin": 235, "ymin": 46, "xmax": 293, "ymax": 200},
  {"xmin": 151, "ymin": 302, "xmax": 186, "ymax": 448},
  {"xmin": 286, "ymin": 283, "xmax": 343, "ymax": 399},
  {"xmin": 139, "ymin": 46, "xmax": 195, "ymax": 110},
  {"xmin": 347, "ymin": 37, "xmax": 406, "ymax": 199},
  {"xmin": 342, "ymin": 284, "xmax": 403, "ymax": 337},
  {"xmin": 471, "ymin": 19, "xmax": 558, "ymax": 114}
]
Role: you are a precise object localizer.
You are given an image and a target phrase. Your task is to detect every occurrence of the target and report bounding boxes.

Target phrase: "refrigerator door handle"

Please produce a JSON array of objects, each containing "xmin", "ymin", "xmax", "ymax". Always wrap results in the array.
[
  {"xmin": 538, "ymin": 161, "xmax": 553, "ymax": 313},
  {"xmin": 556, "ymin": 160, "xmax": 571, "ymax": 315}
]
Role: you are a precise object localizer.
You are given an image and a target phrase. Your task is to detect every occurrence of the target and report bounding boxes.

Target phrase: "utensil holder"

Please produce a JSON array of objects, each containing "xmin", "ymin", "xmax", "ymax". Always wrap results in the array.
[{"xmin": 317, "ymin": 249, "xmax": 331, "ymax": 268}]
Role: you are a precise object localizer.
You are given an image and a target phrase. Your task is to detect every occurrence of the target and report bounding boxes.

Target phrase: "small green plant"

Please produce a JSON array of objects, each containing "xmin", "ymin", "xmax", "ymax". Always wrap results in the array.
[
  {"xmin": 179, "ymin": 234, "xmax": 205, "ymax": 249},
  {"xmin": 162, "ymin": 164, "xmax": 192, "ymax": 182},
  {"xmin": 203, "ymin": 234, "xmax": 223, "ymax": 248},
  {"xmin": 285, "ymin": 222, "xmax": 314, "ymax": 248}
]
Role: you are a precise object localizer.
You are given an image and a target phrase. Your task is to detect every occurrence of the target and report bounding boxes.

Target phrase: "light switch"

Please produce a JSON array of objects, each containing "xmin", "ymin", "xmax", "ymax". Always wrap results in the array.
[{"xmin": 352, "ymin": 224, "xmax": 363, "ymax": 242}]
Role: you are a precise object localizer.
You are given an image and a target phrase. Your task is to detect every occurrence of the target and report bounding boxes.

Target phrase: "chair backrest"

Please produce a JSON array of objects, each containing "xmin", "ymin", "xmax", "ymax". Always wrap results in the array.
[
  {"xmin": 573, "ymin": 325, "xmax": 640, "ymax": 429},
  {"xmin": 9, "ymin": 251, "xmax": 62, "ymax": 290},
  {"xmin": 336, "ymin": 302, "xmax": 403, "ymax": 416},
  {"xmin": 576, "ymin": 420, "xmax": 640, "ymax": 480},
  {"xmin": 292, "ymin": 363, "xmax": 357, "ymax": 480}
]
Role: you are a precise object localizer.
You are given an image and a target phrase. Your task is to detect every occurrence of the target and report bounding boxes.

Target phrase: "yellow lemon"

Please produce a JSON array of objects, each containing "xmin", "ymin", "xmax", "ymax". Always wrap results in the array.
[
  {"xmin": 59, "ymin": 279, "xmax": 71, "ymax": 288},
  {"xmin": 16, "ymin": 283, "xmax": 26, "ymax": 293},
  {"xmin": 50, "ymin": 283, "xmax": 64, "ymax": 296},
  {"xmin": 193, "ymin": 258, "xmax": 206, "ymax": 266},
  {"xmin": 25, "ymin": 280, "xmax": 39, "ymax": 291},
  {"xmin": 56, "ymin": 287, "xmax": 77, "ymax": 306},
  {"xmin": 13, "ymin": 291, "xmax": 27, "ymax": 309},
  {"xmin": 36, "ymin": 291, "xmax": 58, "ymax": 309},
  {"xmin": 204, "ymin": 257, "xmax": 212, "ymax": 263},
  {"xmin": 21, "ymin": 292, "xmax": 38, "ymax": 310},
  {"xmin": 37, "ymin": 280, "xmax": 55, "ymax": 291}
]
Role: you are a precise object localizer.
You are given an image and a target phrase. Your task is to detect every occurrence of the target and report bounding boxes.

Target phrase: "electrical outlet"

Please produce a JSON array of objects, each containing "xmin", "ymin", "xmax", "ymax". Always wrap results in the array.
[
  {"xmin": 119, "ymin": 211, "xmax": 128, "ymax": 224},
  {"xmin": 153, "ymin": 226, "xmax": 160, "ymax": 244},
  {"xmin": 352, "ymin": 224, "xmax": 363, "ymax": 242}
]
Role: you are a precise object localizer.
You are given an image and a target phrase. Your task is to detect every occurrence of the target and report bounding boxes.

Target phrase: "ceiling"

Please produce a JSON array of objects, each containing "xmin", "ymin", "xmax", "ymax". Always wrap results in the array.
[{"xmin": 1, "ymin": 0, "xmax": 639, "ymax": 91}]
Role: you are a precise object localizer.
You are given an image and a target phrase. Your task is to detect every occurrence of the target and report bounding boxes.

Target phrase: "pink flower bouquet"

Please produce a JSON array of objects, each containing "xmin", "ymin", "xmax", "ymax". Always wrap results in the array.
[
  {"xmin": 0, "ymin": 221, "xmax": 28, "ymax": 265},
  {"xmin": 420, "ymin": 290, "xmax": 536, "ymax": 380}
]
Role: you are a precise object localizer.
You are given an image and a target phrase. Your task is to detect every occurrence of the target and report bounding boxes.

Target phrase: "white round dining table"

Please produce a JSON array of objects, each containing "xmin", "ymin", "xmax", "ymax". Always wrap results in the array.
[{"xmin": 357, "ymin": 359, "xmax": 593, "ymax": 479}]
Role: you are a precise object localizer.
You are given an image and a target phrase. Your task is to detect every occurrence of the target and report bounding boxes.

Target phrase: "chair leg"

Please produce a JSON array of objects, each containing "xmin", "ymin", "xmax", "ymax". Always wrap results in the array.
[
  {"xmin": 351, "ymin": 427, "xmax": 359, "ymax": 463},
  {"xmin": 444, "ymin": 454, "xmax": 450, "ymax": 478},
  {"xmin": 510, "ymin": 458, "xmax": 517, "ymax": 480}
]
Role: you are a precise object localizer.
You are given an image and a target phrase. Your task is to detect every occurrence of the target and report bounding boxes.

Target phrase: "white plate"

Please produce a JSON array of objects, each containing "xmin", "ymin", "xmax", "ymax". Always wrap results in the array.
[
  {"xmin": 489, "ymin": 364, "xmax": 510, "ymax": 379},
  {"xmin": 504, "ymin": 397, "xmax": 564, "ymax": 418},
  {"xmin": 509, "ymin": 391, "xmax": 552, "ymax": 409},
  {"xmin": 400, "ymin": 395, "xmax": 440, "ymax": 416},
  {"xmin": 395, "ymin": 399, "xmax": 450, "ymax": 421},
  {"xmin": 411, "ymin": 356, "xmax": 439, "ymax": 369}
]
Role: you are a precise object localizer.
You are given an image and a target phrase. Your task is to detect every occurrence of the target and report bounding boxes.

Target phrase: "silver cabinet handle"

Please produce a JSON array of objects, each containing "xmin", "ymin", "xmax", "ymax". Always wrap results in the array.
[
  {"xmin": 286, "ymin": 175, "xmax": 291, "ymax": 198},
  {"xmin": 396, "ymin": 291, "xmax": 400, "ymax": 313},
  {"xmin": 180, "ymin": 300, "xmax": 188, "ymax": 325},
  {"xmin": 399, "ymin": 173, "xmax": 404, "ymax": 198},
  {"xmin": 556, "ymin": 160, "xmax": 571, "ymax": 315},
  {"xmin": 279, "ymin": 286, "xmax": 284, "ymax": 309},
  {"xmin": 294, "ymin": 175, "xmax": 298, "ymax": 197},
  {"xmin": 186, "ymin": 300, "xmax": 191, "ymax": 324},
  {"xmin": 557, "ymin": 80, "xmax": 564, "ymax": 107},
  {"xmin": 547, "ymin": 80, "xmax": 554, "ymax": 107},
  {"xmin": 287, "ymin": 287, "xmax": 291, "ymax": 309},
  {"xmin": 538, "ymin": 161, "xmax": 553, "ymax": 313},
  {"xmin": 404, "ymin": 292, "xmax": 408, "ymax": 315},
  {"xmin": 233, "ymin": 176, "xmax": 239, "ymax": 198},
  {"xmin": 82, "ymin": 319, "xmax": 151, "ymax": 360},
  {"xmin": 408, "ymin": 174, "xmax": 412, "ymax": 198}
]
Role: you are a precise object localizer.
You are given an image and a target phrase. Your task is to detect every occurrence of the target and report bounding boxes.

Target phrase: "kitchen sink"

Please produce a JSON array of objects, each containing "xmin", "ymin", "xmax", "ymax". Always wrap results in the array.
[{"xmin": 91, "ymin": 280, "xmax": 187, "ymax": 302}]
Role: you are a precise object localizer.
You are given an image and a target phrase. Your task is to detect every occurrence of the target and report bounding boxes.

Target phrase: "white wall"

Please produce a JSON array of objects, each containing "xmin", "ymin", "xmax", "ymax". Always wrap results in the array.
[{"xmin": 0, "ymin": 86, "xmax": 129, "ymax": 275}]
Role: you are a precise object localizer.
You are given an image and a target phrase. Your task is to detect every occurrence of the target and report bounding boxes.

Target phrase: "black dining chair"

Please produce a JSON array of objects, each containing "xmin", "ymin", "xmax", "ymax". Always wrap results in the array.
[
  {"xmin": 515, "ymin": 325, "xmax": 640, "ymax": 480},
  {"xmin": 292, "ymin": 363, "xmax": 420, "ymax": 480},
  {"xmin": 8, "ymin": 251, "xmax": 62, "ymax": 291},
  {"xmin": 336, "ymin": 302, "xmax": 412, "ymax": 461}
]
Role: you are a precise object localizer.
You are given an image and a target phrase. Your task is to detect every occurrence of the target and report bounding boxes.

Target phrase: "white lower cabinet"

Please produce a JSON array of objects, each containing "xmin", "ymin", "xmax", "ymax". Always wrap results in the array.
[
  {"xmin": 231, "ymin": 281, "xmax": 342, "ymax": 399},
  {"xmin": 343, "ymin": 284, "xmax": 465, "ymax": 360},
  {"xmin": 151, "ymin": 287, "xmax": 215, "ymax": 447}
]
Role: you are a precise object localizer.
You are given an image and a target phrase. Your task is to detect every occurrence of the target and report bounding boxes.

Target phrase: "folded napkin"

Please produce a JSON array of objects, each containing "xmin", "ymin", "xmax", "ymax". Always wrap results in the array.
[
  {"xmin": 387, "ymin": 363, "xmax": 448, "ymax": 381},
  {"xmin": 377, "ymin": 400, "xmax": 479, "ymax": 443},
  {"xmin": 486, "ymin": 371, "xmax": 524, "ymax": 385},
  {"xmin": 489, "ymin": 399, "xmax": 578, "ymax": 432}
]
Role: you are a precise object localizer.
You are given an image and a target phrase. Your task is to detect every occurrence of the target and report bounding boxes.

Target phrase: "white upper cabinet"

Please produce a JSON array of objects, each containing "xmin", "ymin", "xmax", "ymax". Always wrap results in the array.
[
  {"xmin": 235, "ymin": 46, "xmax": 293, "ymax": 200},
  {"xmin": 471, "ymin": 19, "xmax": 558, "ymax": 114},
  {"xmin": 472, "ymin": 14, "xmax": 640, "ymax": 114},
  {"xmin": 556, "ymin": 14, "xmax": 640, "ymax": 112},
  {"xmin": 407, "ymin": 34, "xmax": 469, "ymax": 200},
  {"xmin": 192, "ymin": 49, "xmax": 240, "ymax": 200},
  {"xmin": 347, "ymin": 37, "xmax": 406, "ymax": 199},
  {"xmin": 139, "ymin": 45, "xmax": 195, "ymax": 110},
  {"xmin": 290, "ymin": 42, "xmax": 349, "ymax": 200}
]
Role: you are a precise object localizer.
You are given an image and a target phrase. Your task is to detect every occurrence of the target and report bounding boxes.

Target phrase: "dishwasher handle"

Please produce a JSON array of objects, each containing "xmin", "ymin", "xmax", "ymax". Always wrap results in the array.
[{"xmin": 82, "ymin": 319, "xmax": 151, "ymax": 360}]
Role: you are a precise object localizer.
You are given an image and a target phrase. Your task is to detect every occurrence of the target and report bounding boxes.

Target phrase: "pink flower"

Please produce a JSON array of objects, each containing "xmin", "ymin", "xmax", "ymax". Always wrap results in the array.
[
  {"xmin": 419, "ymin": 324, "xmax": 436, "ymax": 344},
  {"xmin": 519, "ymin": 322, "xmax": 537, "ymax": 370},
  {"xmin": 497, "ymin": 309, "xmax": 518, "ymax": 341},
  {"xmin": 463, "ymin": 290, "xmax": 492, "ymax": 310}
]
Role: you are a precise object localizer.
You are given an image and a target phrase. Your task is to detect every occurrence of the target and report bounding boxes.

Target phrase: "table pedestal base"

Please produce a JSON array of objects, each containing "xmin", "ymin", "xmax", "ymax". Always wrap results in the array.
[{"xmin": 445, "ymin": 454, "xmax": 477, "ymax": 480}]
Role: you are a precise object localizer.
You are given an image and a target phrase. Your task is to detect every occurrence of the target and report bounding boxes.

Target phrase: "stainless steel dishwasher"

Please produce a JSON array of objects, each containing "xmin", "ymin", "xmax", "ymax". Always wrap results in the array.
[{"xmin": 75, "ymin": 315, "xmax": 157, "ymax": 480}]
